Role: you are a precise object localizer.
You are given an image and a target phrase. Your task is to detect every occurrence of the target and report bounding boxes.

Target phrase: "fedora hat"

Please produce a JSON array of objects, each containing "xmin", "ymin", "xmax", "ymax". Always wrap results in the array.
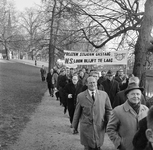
[
  {"xmin": 125, "ymin": 82, "xmax": 144, "ymax": 95},
  {"xmin": 107, "ymin": 70, "xmax": 114, "ymax": 76}
]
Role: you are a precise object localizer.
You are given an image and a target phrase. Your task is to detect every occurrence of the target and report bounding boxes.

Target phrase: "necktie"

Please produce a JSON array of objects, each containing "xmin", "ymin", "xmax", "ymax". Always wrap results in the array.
[{"xmin": 92, "ymin": 92, "xmax": 95, "ymax": 101}]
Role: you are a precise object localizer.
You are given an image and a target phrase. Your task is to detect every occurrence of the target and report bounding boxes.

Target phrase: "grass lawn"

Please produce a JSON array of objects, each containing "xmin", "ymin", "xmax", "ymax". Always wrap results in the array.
[{"xmin": 0, "ymin": 60, "xmax": 47, "ymax": 149}]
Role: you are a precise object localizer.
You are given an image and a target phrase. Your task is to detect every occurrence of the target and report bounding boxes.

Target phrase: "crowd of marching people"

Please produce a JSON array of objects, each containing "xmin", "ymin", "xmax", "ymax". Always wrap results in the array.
[{"xmin": 40, "ymin": 65, "xmax": 153, "ymax": 150}]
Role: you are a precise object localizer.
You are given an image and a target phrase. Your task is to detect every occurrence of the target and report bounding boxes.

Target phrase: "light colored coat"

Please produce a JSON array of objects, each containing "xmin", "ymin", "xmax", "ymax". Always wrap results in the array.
[
  {"xmin": 72, "ymin": 90, "xmax": 112, "ymax": 148},
  {"xmin": 106, "ymin": 101, "xmax": 149, "ymax": 150}
]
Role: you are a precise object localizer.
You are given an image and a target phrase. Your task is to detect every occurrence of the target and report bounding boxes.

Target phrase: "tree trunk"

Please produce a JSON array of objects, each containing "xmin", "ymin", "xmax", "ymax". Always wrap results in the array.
[
  {"xmin": 5, "ymin": 41, "xmax": 9, "ymax": 60},
  {"xmin": 133, "ymin": 0, "xmax": 153, "ymax": 91},
  {"xmin": 48, "ymin": 0, "xmax": 56, "ymax": 72}
]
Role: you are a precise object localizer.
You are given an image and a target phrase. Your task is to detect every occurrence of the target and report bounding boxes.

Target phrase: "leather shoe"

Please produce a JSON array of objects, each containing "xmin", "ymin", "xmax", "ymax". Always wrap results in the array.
[{"xmin": 73, "ymin": 129, "xmax": 78, "ymax": 134}]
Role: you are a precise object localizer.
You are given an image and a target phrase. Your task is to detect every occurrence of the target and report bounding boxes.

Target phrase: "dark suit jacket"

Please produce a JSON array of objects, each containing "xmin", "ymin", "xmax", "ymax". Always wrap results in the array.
[
  {"xmin": 133, "ymin": 117, "xmax": 148, "ymax": 150},
  {"xmin": 46, "ymin": 72, "xmax": 54, "ymax": 87},
  {"xmin": 64, "ymin": 82, "xmax": 83, "ymax": 107},
  {"xmin": 114, "ymin": 76, "xmax": 128, "ymax": 90},
  {"xmin": 102, "ymin": 79, "xmax": 120, "ymax": 106}
]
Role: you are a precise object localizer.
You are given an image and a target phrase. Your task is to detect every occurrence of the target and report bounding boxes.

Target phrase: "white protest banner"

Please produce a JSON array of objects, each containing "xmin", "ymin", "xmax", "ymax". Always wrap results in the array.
[{"xmin": 64, "ymin": 50, "xmax": 127, "ymax": 67}]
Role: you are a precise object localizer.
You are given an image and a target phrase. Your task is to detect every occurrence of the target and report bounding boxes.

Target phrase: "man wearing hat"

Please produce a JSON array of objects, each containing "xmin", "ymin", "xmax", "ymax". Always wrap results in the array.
[
  {"xmin": 107, "ymin": 82, "xmax": 148, "ymax": 150},
  {"xmin": 113, "ymin": 76, "xmax": 146, "ymax": 108},
  {"xmin": 57, "ymin": 69, "xmax": 68, "ymax": 109},
  {"xmin": 102, "ymin": 70, "xmax": 120, "ymax": 107}
]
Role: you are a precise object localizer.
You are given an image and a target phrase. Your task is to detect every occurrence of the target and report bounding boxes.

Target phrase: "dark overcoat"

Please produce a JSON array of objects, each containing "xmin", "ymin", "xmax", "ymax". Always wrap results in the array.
[
  {"xmin": 46, "ymin": 72, "xmax": 54, "ymax": 88},
  {"xmin": 102, "ymin": 79, "xmax": 120, "ymax": 106},
  {"xmin": 133, "ymin": 117, "xmax": 148, "ymax": 150}
]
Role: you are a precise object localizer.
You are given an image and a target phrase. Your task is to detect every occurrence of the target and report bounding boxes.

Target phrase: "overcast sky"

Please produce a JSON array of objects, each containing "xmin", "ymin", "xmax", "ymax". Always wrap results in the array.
[{"xmin": 12, "ymin": 0, "xmax": 41, "ymax": 11}]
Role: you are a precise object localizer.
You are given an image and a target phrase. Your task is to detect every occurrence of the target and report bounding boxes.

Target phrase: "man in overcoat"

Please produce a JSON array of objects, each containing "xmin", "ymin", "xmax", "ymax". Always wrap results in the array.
[
  {"xmin": 46, "ymin": 69, "xmax": 54, "ymax": 96},
  {"xmin": 113, "ymin": 76, "xmax": 146, "ymax": 108},
  {"xmin": 72, "ymin": 76, "xmax": 112, "ymax": 150},
  {"xmin": 64, "ymin": 75, "xmax": 83, "ymax": 127},
  {"xmin": 102, "ymin": 70, "xmax": 120, "ymax": 107},
  {"xmin": 114, "ymin": 69, "xmax": 127, "ymax": 90},
  {"xmin": 40, "ymin": 65, "xmax": 46, "ymax": 81},
  {"xmin": 106, "ymin": 83, "xmax": 148, "ymax": 150}
]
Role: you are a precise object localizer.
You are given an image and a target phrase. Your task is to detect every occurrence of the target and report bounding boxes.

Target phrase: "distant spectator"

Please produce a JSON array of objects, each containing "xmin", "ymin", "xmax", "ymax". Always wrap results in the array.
[
  {"xmin": 35, "ymin": 60, "xmax": 37, "ymax": 66},
  {"xmin": 40, "ymin": 65, "xmax": 46, "ymax": 81},
  {"xmin": 46, "ymin": 69, "xmax": 54, "ymax": 97}
]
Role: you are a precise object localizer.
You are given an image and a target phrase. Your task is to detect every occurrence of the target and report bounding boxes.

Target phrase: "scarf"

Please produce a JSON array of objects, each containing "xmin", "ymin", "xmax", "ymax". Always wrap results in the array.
[{"xmin": 127, "ymin": 100, "xmax": 141, "ymax": 114}]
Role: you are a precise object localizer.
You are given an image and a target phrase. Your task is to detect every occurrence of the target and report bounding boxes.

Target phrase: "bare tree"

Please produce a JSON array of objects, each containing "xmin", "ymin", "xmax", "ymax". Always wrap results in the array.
[
  {"xmin": 64, "ymin": 0, "xmax": 152, "ymax": 87},
  {"xmin": 19, "ymin": 8, "xmax": 44, "ymax": 60},
  {"xmin": 0, "ymin": 0, "xmax": 19, "ymax": 60}
]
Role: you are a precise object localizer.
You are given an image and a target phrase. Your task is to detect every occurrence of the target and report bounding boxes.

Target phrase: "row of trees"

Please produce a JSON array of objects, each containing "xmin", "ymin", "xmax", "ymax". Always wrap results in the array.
[{"xmin": 0, "ymin": 0, "xmax": 153, "ymax": 88}]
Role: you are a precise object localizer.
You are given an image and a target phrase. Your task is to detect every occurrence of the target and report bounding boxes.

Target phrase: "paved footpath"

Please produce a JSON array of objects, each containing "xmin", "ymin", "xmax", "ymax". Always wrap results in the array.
[
  {"xmin": 7, "ymin": 92, "xmax": 116, "ymax": 150},
  {"xmin": 8, "ymin": 59, "xmax": 116, "ymax": 150}
]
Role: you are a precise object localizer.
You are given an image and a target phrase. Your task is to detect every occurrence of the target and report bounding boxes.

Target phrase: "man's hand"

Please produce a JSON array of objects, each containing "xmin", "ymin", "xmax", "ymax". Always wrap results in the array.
[
  {"xmin": 72, "ymin": 128, "xmax": 79, "ymax": 134},
  {"xmin": 68, "ymin": 94, "xmax": 72, "ymax": 98}
]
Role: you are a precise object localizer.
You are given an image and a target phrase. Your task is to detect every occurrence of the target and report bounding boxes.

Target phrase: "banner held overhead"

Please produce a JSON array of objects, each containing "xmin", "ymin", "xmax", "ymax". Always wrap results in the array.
[{"xmin": 64, "ymin": 50, "xmax": 127, "ymax": 67}]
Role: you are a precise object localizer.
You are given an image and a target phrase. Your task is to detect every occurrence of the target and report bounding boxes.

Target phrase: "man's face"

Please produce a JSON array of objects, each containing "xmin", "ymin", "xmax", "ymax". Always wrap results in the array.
[
  {"xmin": 87, "ymin": 77, "xmax": 97, "ymax": 91},
  {"xmin": 92, "ymin": 73, "xmax": 99, "ymax": 81},
  {"xmin": 79, "ymin": 71, "xmax": 84, "ymax": 78},
  {"xmin": 101, "ymin": 71, "xmax": 106, "ymax": 77},
  {"xmin": 62, "ymin": 70, "xmax": 66, "ymax": 75},
  {"xmin": 72, "ymin": 76, "xmax": 78, "ymax": 85},
  {"xmin": 127, "ymin": 89, "xmax": 141, "ymax": 104},
  {"xmin": 50, "ymin": 69, "xmax": 53, "ymax": 74},
  {"xmin": 118, "ymin": 70, "xmax": 124, "ymax": 76},
  {"xmin": 70, "ymin": 69, "xmax": 74, "ymax": 74},
  {"xmin": 82, "ymin": 68, "xmax": 86, "ymax": 73},
  {"xmin": 107, "ymin": 75, "xmax": 114, "ymax": 81}
]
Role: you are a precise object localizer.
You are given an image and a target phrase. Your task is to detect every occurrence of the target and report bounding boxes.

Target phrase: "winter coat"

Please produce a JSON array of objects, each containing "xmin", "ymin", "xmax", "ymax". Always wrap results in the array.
[
  {"xmin": 102, "ymin": 79, "xmax": 120, "ymax": 107},
  {"xmin": 97, "ymin": 76, "xmax": 107, "ymax": 85},
  {"xmin": 64, "ymin": 82, "xmax": 83, "ymax": 107},
  {"xmin": 46, "ymin": 72, "xmax": 54, "ymax": 88},
  {"xmin": 106, "ymin": 101, "xmax": 149, "ymax": 150},
  {"xmin": 72, "ymin": 90, "xmax": 112, "ymax": 148},
  {"xmin": 114, "ymin": 76, "xmax": 124, "ymax": 90},
  {"xmin": 57, "ymin": 75, "xmax": 68, "ymax": 88},
  {"xmin": 52, "ymin": 73, "xmax": 58, "ymax": 88}
]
